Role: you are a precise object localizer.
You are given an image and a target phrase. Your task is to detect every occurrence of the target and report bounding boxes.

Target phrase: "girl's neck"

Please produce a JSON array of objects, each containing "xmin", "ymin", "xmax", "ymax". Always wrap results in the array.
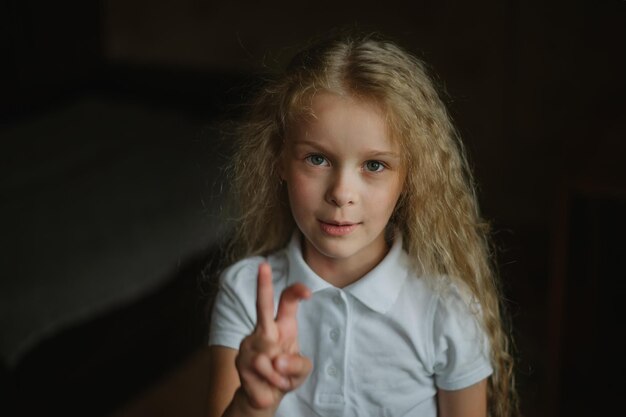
[{"xmin": 301, "ymin": 238, "xmax": 390, "ymax": 289}]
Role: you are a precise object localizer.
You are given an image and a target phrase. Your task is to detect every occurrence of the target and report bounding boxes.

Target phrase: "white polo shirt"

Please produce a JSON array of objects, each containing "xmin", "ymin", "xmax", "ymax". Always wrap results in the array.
[{"xmin": 209, "ymin": 233, "xmax": 493, "ymax": 417}]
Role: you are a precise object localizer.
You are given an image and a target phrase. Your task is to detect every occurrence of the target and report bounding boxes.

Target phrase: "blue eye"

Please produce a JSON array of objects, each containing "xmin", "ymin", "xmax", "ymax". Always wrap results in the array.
[
  {"xmin": 365, "ymin": 160, "xmax": 384, "ymax": 172},
  {"xmin": 306, "ymin": 155, "xmax": 328, "ymax": 166}
]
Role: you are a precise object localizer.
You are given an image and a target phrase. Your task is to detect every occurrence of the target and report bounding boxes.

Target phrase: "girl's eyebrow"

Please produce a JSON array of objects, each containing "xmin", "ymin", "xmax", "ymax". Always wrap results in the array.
[
  {"xmin": 366, "ymin": 150, "xmax": 401, "ymax": 159},
  {"xmin": 292, "ymin": 139, "xmax": 401, "ymax": 159},
  {"xmin": 290, "ymin": 138, "xmax": 334, "ymax": 154},
  {"xmin": 291, "ymin": 138, "xmax": 326, "ymax": 148}
]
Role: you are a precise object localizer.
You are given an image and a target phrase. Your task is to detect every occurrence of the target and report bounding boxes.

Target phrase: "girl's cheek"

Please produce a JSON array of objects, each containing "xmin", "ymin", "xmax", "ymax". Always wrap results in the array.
[{"xmin": 289, "ymin": 172, "xmax": 319, "ymax": 198}]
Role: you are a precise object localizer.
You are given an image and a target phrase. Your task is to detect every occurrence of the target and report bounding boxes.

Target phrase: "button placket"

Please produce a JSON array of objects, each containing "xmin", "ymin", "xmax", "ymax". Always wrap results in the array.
[
  {"xmin": 314, "ymin": 289, "xmax": 348, "ymax": 411},
  {"xmin": 327, "ymin": 291, "xmax": 346, "ymax": 380}
]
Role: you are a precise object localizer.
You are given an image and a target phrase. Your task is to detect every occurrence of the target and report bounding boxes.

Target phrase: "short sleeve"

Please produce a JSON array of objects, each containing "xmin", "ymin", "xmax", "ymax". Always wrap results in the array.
[
  {"xmin": 208, "ymin": 257, "xmax": 264, "ymax": 350},
  {"xmin": 431, "ymin": 284, "xmax": 493, "ymax": 391}
]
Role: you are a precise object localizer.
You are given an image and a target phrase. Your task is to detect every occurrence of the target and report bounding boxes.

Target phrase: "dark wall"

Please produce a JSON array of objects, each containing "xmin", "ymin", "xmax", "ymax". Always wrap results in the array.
[{"xmin": 1, "ymin": 0, "xmax": 103, "ymax": 118}]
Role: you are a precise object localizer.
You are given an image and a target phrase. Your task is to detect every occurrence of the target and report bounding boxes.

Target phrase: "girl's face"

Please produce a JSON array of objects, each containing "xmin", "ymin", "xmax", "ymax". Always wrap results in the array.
[{"xmin": 282, "ymin": 93, "xmax": 405, "ymax": 278}]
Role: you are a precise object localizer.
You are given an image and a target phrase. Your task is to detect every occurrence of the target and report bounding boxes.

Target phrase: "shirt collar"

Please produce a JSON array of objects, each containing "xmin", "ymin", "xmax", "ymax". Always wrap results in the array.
[
  {"xmin": 285, "ymin": 231, "xmax": 411, "ymax": 314},
  {"xmin": 286, "ymin": 233, "xmax": 334, "ymax": 293}
]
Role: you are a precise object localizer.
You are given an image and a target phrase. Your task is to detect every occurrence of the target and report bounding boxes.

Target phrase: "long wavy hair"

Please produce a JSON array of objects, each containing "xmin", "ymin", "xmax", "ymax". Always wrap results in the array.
[{"xmin": 224, "ymin": 32, "xmax": 518, "ymax": 417}]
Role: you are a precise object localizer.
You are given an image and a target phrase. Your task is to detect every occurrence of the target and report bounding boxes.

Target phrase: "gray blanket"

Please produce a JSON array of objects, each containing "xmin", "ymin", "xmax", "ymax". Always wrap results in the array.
[{"xmin": 1, "ymin": 96, "xmax": 231, "ymax": 367}]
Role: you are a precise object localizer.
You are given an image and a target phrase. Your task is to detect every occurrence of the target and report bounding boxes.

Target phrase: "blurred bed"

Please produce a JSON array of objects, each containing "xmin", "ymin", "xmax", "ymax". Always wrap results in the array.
[{"xmin": 0, "ymin": 74, "xmax": 240, "ymax": 416}]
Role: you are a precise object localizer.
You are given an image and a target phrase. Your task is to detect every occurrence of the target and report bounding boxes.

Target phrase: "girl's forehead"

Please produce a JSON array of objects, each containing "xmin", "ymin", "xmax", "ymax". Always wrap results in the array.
[
  {"xmin": 288, "ymin": 92, "xmax": 400, "ymax": 147},
  {"xmin": 289, "ymin": 92, "xmax": 383, "ymax": 128},
  {"xmin": 299, "ymin": 91, "xmax": 383, "ymax": 117},
  {"xmin": 285, "ymin": 94, "xmax": 406, "ymax": 160}
]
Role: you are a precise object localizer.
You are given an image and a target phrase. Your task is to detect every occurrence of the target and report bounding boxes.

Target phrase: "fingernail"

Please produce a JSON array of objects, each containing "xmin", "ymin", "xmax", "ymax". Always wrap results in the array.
[
  {"xmin": 276, "ymin": 357, "xmax": 287, "ymax": 371},
  {"xmin": 280, "ymin": 377, "xmax": 290, "ymax": 390}
]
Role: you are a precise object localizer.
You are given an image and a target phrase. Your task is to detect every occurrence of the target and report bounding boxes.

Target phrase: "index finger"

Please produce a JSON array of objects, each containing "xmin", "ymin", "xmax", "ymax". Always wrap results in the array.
[{"xmin": 255, "ymin": 262, "xmax": 275, "ymax": 331}]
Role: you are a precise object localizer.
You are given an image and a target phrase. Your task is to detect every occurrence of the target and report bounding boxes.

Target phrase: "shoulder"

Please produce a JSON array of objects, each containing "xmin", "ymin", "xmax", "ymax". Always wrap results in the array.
[
  {"xmin": 208, "ymin": 248, "xmax": 289, "ymax": 348},
  {"xmin": 395, "ymin": 267, "xmax": 471, "ymax": 317},
  {"xmin": 427, "ymin": 277, "xmax": 486, "ymax": 349},
  {"xmin": 432, "ymin": 279, "xmax": 482, "ymax": 325},
  {"xmin": 218, "ymin": 249, "xmax": 289, "ymax": 294},
  {"xmin": 219, "ymin": 256, "xmax": 264, "ymax": 288}
]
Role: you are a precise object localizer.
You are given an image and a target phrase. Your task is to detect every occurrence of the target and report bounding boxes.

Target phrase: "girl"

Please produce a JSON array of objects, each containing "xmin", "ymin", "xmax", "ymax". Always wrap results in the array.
[{"xmin": 207, "ymin": 32, "xmax": 517, "ymax": 417}]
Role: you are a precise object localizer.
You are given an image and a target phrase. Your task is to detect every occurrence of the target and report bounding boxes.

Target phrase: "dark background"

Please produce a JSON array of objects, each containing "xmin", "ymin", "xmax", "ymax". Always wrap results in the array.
[{"xmin": 2, "ymin": 1, "xmax": 625, "ymax": 416}]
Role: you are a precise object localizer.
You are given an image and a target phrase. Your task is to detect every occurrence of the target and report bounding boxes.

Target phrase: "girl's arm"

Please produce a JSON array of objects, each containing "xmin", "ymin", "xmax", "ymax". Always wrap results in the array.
[
  {"xmin": 437, "ymin": 378, "xmax": 488, "ymax": 417},
  {"xmin": 206, "ymin": 263, "xmax": 312, "ymax": 417},
  {"xmin": 206, "ymin": 346, "xmax": 240, "ymax": 417}
]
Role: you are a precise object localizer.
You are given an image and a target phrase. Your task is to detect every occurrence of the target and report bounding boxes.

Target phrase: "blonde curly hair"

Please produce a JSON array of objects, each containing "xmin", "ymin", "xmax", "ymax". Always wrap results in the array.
[{"xmin": 224, "ymin": 32, "xmax": 518, "ymax": 417}]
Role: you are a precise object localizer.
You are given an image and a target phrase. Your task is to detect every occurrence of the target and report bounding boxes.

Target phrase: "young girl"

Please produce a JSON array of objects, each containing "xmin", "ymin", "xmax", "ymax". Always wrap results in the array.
[{"xmin": 206, "ymin": 32, "xmax": 517, "ymax": 417}]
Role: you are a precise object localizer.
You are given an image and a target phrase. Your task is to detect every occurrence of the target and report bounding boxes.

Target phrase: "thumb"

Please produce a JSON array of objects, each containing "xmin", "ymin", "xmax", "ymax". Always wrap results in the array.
[{"xmin": 274, "ymin": 353, "xmax": 313, "ymax": 379}]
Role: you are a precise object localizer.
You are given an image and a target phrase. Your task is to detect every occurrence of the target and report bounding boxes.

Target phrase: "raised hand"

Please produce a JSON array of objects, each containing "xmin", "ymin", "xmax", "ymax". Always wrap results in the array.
[{"xmin": 234, "ymin": 262, "xmax": 312, "ymax": 412}]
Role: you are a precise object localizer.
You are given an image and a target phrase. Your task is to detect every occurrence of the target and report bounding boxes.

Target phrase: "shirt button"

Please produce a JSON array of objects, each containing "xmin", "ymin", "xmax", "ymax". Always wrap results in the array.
[
  {"xmin": 332, "ymin": 295, "xmax": 341, "ymax": 304},
  {"xmin": 327, "ymin": 366, "xmax": 338, "ymax": 377},
  {"xmin": 329, "ymin": 329, "xmax": 340, "ymax": 341}
]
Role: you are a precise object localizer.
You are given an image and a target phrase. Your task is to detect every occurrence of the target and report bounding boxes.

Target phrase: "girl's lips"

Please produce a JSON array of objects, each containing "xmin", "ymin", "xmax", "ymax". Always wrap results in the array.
[{"xmin": 318, "ymin": 220, "xmax": 359, "ymax": 236}]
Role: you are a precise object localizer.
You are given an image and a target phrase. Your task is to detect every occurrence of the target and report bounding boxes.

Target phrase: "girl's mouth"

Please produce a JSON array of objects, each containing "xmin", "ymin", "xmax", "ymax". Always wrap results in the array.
[{"xmin": 318, "ymin": 220, "xmax": 359, "ymax": 236}]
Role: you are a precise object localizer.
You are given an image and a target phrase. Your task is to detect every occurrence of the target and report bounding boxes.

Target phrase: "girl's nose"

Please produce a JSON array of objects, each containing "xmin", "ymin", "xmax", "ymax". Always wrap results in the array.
[{"xmin": 326, "ymin": 170, "xmax": 357, "ymax": 207}]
